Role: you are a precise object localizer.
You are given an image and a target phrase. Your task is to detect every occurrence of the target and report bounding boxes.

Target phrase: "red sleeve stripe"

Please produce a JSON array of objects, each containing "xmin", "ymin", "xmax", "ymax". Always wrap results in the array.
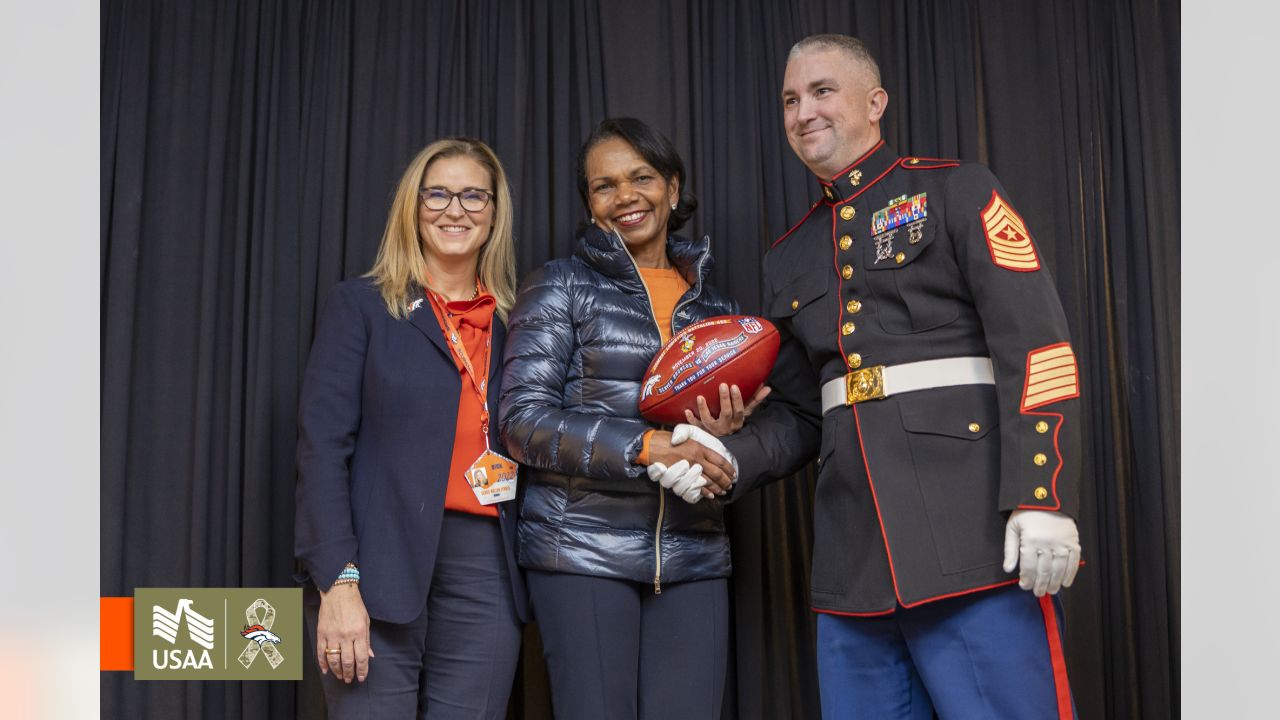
[{"xmin": 1022, "ymin": 344, "xmax": 1080, "ymax": 410}]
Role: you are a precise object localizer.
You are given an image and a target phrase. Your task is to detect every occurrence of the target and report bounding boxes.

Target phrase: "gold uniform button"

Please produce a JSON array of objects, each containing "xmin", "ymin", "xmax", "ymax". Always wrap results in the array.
[
  {"xmin": 846, "ymin": 299, "xmax": 862, "ymax": 314},
  {"xmin": 840, "ymin": 206, "xmax": 856, "ymax": 221},
  {"xmin": 1033, "ymin": 453, "xmax": 1048, "ymax": 466},
  {"xmin": 1035, "ymin": 421, "xmax": 1049, "ymax": 434},
  {"xmin": 1034, "ymin": 487, "xmax": 1049, "ymax": 500},
  {"xmin": 790, "ymin": 299, "xmax": 799, "ymax": 310},
  {"xmin": 968, "ymin": 423, "xmax": 981, "ymax": 433},
  {"xmin": 908, "ymin": 158, "xmax": 920, "ymax": 165},
  {"xmin": 895, "ymin": 251, "xmax": 906, "ymax": 264},
  {"xmin": 842, "ymin": 265, "xmax": 854, "ymax": 279},
  {"xmin": 839, "ymin": 234, "xmax": 853, "ymax": 250},
  {"xmin": 841, "ymin": 322, "xmax": 856, "ymax": 336},
  {"xmin": 847, "ymin": 353, "xmax": 862, "ymax": 368}
]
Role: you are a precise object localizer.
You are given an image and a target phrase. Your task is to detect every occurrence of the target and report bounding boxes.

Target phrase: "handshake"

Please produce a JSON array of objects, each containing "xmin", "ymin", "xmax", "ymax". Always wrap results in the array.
[{"xmin": 645, "ymin": 424, "xmax": 739, "ymax": 504}]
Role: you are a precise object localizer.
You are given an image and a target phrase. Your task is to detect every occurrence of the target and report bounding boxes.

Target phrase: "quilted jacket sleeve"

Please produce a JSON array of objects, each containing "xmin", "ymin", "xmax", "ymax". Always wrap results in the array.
[{"xmin": 499, "ymin": 263, "xmax": 651, "ymax": 481}]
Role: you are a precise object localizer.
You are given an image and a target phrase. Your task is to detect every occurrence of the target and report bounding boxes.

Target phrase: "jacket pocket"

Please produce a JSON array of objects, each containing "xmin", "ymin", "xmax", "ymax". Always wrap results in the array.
[
  {"xmin": 897, "ymin": 385, "xmax": 1004, "ymax": 574},
  {"xmin": 862, "ymin": 217, "xmax": 960, "ymax": 334},
  {"xmin": 770, "ymin": 272, "xmax": 833, "ymax": 350}
]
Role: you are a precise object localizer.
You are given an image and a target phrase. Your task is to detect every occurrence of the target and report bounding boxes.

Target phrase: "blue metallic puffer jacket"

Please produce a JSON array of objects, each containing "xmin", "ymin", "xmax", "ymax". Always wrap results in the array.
[{"xmin": 499, "ymin": 226, "xmax": 737, "ymax": 590}]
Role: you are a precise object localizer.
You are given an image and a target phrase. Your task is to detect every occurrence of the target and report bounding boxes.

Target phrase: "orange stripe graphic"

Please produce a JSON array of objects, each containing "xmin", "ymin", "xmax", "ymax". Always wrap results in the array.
[{"xmin": 100, "ymin": 597, "xmax": 134, "ymax": 671}]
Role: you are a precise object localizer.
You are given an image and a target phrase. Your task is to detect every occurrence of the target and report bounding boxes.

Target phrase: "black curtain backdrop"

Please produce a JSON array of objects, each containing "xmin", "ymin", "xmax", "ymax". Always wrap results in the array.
[{"xmin": 101, "ymin": 1, "xmax": 1180, "ymax": 718}]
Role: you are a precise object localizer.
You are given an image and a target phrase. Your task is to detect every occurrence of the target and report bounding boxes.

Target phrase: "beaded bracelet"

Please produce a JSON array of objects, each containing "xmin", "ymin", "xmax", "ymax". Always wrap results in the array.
[{"xmin": 332, "ymin": 562, "xmax": 360, "ymax": 587}]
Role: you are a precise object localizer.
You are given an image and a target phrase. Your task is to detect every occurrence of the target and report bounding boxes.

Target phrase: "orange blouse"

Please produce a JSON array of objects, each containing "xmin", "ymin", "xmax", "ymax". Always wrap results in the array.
[
  {"xmin": 429, "ymin": 291, "xmax": 500, "ymax": 518},
  {"xmin": 636, "ymin": 266, "xmax": 691, "ymax": 464}
]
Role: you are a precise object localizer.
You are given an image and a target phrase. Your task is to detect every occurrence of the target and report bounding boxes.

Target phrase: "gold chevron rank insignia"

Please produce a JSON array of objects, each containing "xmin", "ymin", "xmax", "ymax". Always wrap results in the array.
[
  {"xmin": 981, "ymin": 191, "xmax": 1040, "ymax": 271},
  {"xmin": 1021, "ymin": 343, "xmax": 1080, "ymax": 410}
]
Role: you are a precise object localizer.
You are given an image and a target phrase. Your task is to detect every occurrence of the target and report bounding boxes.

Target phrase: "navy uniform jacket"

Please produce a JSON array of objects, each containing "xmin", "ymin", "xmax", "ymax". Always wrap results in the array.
[
  {"xmin": 723, "ymin": 140, "xmax": 1082, "ymax": 614},
  {"xmin": 295, "ymin": 277, "xmax": 528, "ymax": 624}
]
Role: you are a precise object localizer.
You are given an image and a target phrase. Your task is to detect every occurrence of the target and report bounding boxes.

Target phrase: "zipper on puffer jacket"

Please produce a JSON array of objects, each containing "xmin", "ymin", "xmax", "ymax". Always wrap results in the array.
[
  {"xmin": 621, "ymin": 233, "xmax": 710, "ymax": 593},
  {"xmin": 670, "ymin": 244, "xmax": 706, "ymax": 335},
  {"xmin": 621, "ymin": 235, "xmax": 670, "ymax": 595},
  {"xmin": 651, "ymin": 248, "xmax": 709, "ymax": 592}
]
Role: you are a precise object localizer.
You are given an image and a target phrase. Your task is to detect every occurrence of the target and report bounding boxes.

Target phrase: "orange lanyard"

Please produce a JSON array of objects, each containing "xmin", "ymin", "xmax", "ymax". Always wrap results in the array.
[{"xmin": 425, "ymin": 284, "xmax": 493, "ymax": 446}]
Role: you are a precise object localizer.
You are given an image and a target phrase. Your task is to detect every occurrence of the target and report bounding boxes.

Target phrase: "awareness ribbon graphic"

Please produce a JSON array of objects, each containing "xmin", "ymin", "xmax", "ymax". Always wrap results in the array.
[{"xmin": 238, "ymin": 598, "xmax": 284, "ymax": 669}]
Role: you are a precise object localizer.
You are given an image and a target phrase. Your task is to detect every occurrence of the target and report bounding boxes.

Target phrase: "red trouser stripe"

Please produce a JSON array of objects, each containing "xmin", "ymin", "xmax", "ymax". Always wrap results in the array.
[{"xmin": 1038, "ymin": 595, "xmax": 1073, "ymax": 719}]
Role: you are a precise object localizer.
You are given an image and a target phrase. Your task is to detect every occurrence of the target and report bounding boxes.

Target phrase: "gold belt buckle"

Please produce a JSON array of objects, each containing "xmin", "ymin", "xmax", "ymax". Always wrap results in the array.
[{"xmin": 845, "ymin": 366, "xmax": 886, "ymax": 404}]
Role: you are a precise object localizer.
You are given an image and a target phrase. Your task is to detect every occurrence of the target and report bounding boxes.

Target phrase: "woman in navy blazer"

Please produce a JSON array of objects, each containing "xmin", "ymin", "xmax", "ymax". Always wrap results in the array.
[{"xmin": 295, "ymin": 137, "xmax": 526, "ymax": 719}]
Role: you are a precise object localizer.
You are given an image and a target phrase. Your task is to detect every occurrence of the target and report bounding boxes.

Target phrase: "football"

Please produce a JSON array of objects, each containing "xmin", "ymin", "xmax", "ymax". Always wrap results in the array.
[{"xmin": 639, "ymin": 315, "xmax": 780, "ymax": 425}]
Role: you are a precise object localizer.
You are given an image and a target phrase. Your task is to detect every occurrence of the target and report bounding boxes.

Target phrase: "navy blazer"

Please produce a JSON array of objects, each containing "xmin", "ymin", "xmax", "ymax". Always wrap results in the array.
[{"xmin": 295, "ymin": 277, "xmax": 528, "ymax": 624}]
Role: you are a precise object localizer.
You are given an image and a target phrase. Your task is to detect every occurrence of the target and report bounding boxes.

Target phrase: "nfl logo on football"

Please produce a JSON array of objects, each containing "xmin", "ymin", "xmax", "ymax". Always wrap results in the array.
[{"xmin": 738, "ymin": 318, "xmax": 763, "ymax": 334}]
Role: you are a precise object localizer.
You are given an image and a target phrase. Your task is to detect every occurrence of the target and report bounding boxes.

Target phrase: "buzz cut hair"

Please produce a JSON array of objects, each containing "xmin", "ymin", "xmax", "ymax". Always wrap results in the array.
[{"xmin": 788, "ymin": 34, "xmax": 882, "ymax": 86}]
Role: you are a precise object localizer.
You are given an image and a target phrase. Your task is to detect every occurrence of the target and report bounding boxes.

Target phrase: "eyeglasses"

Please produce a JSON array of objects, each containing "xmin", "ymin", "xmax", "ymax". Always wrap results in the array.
[{"xmin": 418, "ymin": 187, "xmax": 494, "ymax": 212}]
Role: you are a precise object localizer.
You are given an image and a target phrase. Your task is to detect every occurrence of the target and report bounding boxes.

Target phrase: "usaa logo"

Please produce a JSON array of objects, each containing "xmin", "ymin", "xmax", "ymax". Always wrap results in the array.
[
  {"xmin": 135, "ymin": 588, "xmax": 301, "ymax": 680},
  {"xmin": 151, "ymin": 598, "xmax": 216, "ymax": 670}
]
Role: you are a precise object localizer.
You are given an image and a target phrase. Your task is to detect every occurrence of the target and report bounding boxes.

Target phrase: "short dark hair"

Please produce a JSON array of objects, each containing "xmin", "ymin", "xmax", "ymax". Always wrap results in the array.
[
  {"xmin": 576, "ymin": 117, "xmax": 698, "ymax": 233},
  {"xmin": 789, "ymin": 34, "xmax": 882, "ymax": 86}
]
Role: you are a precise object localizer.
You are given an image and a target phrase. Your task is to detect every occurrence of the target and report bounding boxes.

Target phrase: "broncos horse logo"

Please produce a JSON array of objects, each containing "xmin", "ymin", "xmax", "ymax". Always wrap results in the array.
[{"xmin": 240, "ymin": 624, "xmax": 283, "ymax": 646}]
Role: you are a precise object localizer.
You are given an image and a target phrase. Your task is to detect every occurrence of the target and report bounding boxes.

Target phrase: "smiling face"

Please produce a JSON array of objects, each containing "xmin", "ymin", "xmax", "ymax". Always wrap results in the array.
[
  {"xmin": 417, "ymin": 155, "xmax": 495, "ymax": 267},
  {"xmin": 584, "ymin": 136, "xmax": 679, "ymax": 257},
  {"xmin": 781, "ymin": 47, "xmax": 887, "ymax": 178}
]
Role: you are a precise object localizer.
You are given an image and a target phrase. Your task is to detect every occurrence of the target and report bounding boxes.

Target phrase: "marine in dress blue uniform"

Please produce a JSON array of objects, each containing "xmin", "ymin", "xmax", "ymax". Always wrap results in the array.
[{"xmin": 721, "ymin": 35, "xmax": 1081, "ymax": 719}]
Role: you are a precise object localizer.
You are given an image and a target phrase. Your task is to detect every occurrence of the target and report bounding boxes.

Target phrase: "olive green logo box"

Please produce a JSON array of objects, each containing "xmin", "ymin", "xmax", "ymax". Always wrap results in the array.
[{"xmin": 134, "ymin": 588, "xmax": 302, "ymax": 680}]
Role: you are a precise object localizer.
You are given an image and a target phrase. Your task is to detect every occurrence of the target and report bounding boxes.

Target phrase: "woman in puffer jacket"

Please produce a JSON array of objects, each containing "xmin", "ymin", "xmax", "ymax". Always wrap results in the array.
[{"xmin": 499, "ymin": 118, "xmax": 766, "ymax": 720}]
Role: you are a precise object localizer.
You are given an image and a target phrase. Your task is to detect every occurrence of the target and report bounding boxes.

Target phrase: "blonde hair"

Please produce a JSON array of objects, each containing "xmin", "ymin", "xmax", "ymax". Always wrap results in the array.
[{"xmin": 366, "ymin": 138, "xmax": 517, "ymax": 321}]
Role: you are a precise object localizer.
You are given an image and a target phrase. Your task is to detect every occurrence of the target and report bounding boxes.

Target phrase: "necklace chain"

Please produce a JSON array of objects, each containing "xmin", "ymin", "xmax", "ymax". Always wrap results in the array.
[{"xmin": 433, "ymin": 282, "xmax": 479, "ymax": 302}]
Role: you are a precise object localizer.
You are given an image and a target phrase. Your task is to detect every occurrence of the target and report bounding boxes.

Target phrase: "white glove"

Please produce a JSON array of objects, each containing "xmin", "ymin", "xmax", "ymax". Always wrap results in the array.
[
  {"xmin": 646, "ymin": 460, "xmax": 707, "ymax": 504},
  {"xmin": 1002, "ymin": 510, "xmax": 1081, "ymax": 597},
  {"xmin": 670, "ymin": 423, "xmax": 739, "ymax": 483}
]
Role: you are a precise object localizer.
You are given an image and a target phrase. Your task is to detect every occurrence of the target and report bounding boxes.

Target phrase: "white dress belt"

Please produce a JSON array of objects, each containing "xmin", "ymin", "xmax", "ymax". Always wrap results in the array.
[{"xmin": 820, "ymin": 356, "xmax": 995, "ymax": 415}]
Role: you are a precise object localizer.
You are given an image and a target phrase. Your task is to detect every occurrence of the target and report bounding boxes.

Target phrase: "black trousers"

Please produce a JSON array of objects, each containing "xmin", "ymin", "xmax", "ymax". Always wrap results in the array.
[
  {"xmin": 526, "ymin": 570, "xmax": 729, "ymax": 720},
  {"xmin": 306, "ymin": 512, "xmax": 523, "ymax": 719}
]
